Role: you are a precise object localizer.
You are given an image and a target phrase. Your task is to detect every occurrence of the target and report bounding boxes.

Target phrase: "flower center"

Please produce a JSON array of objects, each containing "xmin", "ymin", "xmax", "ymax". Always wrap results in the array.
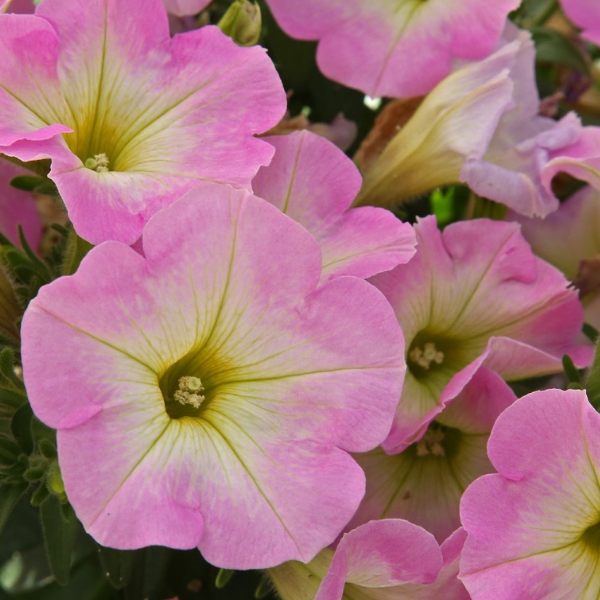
[
  {"xmin": 582, "ymin": 519, "xmax": 600, "ymax": 550},
  {"xmin": 408, "ymin": 341, "xmax": 444, "ymax": 370},
  {"xmin": 84, "ymin": 153, "xmax": 110, "ymax": 173},
  {"xmin": 411, "ymin": 422, "xmax": 462, "ymax": 459},
  {"xmin": 415, "ymin": 426, "xmax": 446, "ymax": 456},
  {"xmin": 174, "ymin": 376, "xmax": 205, "ymax": 409}
]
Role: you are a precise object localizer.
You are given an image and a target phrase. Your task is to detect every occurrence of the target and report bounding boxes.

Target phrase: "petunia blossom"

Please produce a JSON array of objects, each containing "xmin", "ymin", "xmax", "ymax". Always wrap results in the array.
[
  {"xmin": 460, "ymin": 388, "xmax": 600, "ymax": 599},
  {"xmin": 368, "ymin": 216, "xmax": 590, "ymax": 454},
  {"xmin": 265, "ymin": 0, "xmax": 518, "ymax": 98},
  {"xmin": 21, "ymin": 183, "xmax": 405, "ymax": 569},
  {"xmin": 356, "ymin": 25, "xmax": 583, "ymax": 218},
  {"xmin": 0, "ymin": 0, "xmax": 286, "ymax": 245},
  {"xmin": 0, "ymin": 158, "xmax": 41, "ymax": 249},
  {"xmin": 516, "ymin": 185, "xmax": 600, "ymax": 332},
  {"xmin": 560, "ymin": 0, "xmax": 600, "ymax": 46},
  {"xmin": 268, "ymin": 520, "xmax": 469, "ymax": 600},
  {"xmin": 252, "ymin": 131, "xmax": 416, "ymax": 283},
  {"xmin": 349, "ymin": 368, "xmax": 517, "ymax": 543}
]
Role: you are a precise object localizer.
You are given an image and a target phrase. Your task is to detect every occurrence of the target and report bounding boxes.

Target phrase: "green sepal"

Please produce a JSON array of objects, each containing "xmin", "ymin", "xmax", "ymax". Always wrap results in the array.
[
  {"xmin": 61, "ymin": 228, "xmax": 94, "ymax": 276},
  {"xmin": 254, "ymin": 574, "xmax": 271, "ymax": 599},
  {"xmin": 97, "ymin": 546, "xmax": 135, "ymax": 590},
  {"xmin": 38, "ymin": 438, "xmax": 58, "ymax": 459},
  {"xmin": 31, "ymin": 483, "xmax": 50, "ymax": 506},
  {"xmin": 23, "ymin": 466, "xmax": 46, "ymax": 482},
  {"xmin": 40, "ymin": 494, "xmax": 79, "ymax": 586},
  {"xmin": 0, "ymin": 483, "xmax": 27, "ymax": 537},
  {"xmin": 215, "ymin": 568, "xmax": 235, "ymax": 588}
]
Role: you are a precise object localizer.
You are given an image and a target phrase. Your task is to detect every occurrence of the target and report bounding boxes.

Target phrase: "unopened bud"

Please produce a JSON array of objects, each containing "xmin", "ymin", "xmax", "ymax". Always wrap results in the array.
[{"xmin": 218, "ymin": 0, "xmax": 261, "ymax": 46}]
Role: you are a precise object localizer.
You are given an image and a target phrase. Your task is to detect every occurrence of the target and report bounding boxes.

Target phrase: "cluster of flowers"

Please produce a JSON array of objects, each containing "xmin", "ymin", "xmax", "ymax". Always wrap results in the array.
[{"xmin": 2, "ymin": 0, "xmax": 600, "ymax": 598}]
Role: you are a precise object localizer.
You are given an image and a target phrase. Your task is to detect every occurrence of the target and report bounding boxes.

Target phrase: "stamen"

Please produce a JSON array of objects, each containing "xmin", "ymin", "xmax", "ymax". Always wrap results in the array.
[
  {"xmin": 84, "ymin": 153, "xmax": 110, "ymax": 173},
  {"xmin": 174, "ymin": 376, "xmax": 205, "ymax": 409},
  {"xmin": 415, "ymin": 427, "xmax": 446, "ymax": 457},
  {"xmin": 408, "ymin": 341, "xmax": 444, "ymax": 370}
]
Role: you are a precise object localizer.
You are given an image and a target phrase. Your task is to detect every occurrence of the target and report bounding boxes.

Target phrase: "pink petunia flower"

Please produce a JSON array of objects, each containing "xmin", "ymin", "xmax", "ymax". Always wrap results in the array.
[
  {"xmin": 369, "ymin": 216, "xmax": 590, "ymax": 454},
  {"xmin": 0, "ymin": 0, "xmax": 285, "ymax": 245},
  {"xmin": 349, "ymin": 368, "xmax": 517, "ymax": 543},
  {"xmin": 460, "ymin": 388, "xmax": 600, "ymax": 599},
  {"xmin": 21, "ymin": 184, "xmax": 405, "ymax": 569},
  {"xmin": 560, "ymin": 0, "xmax": 600, "ymax": 46},
  {"xmin": 269, "ymin": 520, "xmax": 469, "ymax": 600},
  {"xmin": 264, "ymin": 0, "xmax": 518, "ymax": 98},
  {"xmin": 0, "ymin": 158, "xmax": 41, "ymax": 250},
  {"xmin": 252, "ymin": 131, "xmax": 417, "ymax": 283}
]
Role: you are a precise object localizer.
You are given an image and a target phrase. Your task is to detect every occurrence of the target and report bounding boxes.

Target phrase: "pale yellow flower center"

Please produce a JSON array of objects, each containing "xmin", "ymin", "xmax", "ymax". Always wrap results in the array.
[
  {"xmin": 408, "ymin": 341, "xmax": 444, "ymax": 370},
  {"xmin": 415, "ymin": 427, "xmax": 446, "ymax": 457},
  {"xmin": 84, "ymin": 152, "xmax": 110, "ymax": 173},
  {"xmin": 174, "ymin": 376, "xmax": 205, "ymax": 409}
]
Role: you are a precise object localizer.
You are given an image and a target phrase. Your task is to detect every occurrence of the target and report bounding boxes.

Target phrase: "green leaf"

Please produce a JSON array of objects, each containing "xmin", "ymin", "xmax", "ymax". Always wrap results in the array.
[
  {"xmin": 563, "ymin": 354, "xmax": 582, "ymax": 385},
  {"xmin": 9, "ymin": 175, "xmax": 47, "ymax": 193},
  {"xmin": 11, "ymin": 403, "xmax": 34, "ymax": 454},
  {"xmin": 0, "ymin": 387, "xmax": 27, "ymax": 410},
  {"xmin": 97, "ymin": 546, "xmax": 135, "ymax": 590},
  {"xmin": 532, "ymin": 27, "xmax": 589, "ymax": 73},
  {"xmin": 40, "ymin": 495, "xmax": 78, "ymax": 585},
  {"xmin": 586, "ymin": 342, "xmax": 600, "ymax": 409},
  {"xmin": 583, "ymin": 322, "xmax": 599, "ymax": 344},
  {"xmin": 124, "ymin": 546, "xmax": 171, "ymax": 600},
  {"xmin": 254, "ymin": 574, "xmax": 271, "ymax": 599},
  {"xmin": 0, "ymin": 484, "xmax": 26, "ymax": 537}
]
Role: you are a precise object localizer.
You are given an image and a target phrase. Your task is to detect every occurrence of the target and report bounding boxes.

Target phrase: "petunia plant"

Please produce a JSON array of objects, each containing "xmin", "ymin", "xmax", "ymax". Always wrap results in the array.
[{"xmin": 2, "ymin": 0, "xmax": 600, "ymax": 597}]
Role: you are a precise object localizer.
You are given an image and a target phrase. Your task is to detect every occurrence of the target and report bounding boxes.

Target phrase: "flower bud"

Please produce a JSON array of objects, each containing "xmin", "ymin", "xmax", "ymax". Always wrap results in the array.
[{"xmin": 218, "ymin": 0, "xmax": 261, "ymax": 46}]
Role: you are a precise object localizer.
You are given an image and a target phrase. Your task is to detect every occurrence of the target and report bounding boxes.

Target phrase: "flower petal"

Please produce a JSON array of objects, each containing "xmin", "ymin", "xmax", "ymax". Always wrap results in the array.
[{"xmin": 253, "ymin": 131, "xmax": 416, "ymax": 282}]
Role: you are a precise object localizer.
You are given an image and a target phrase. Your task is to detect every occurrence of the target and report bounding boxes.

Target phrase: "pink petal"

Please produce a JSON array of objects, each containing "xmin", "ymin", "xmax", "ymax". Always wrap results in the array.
[
  {"xmin": 316, "ymin": 520, "xmax": 442, "ymax": 600},
  {"xmin": 253, "ymin": 131, "xmax": 416, "ymax": 282},
  {"xmin": 460, "ymin": 389, "xmax": 600, "ymax": 599},
  {"xmin": 267, "ymin": 0, "xmax": 518, "ymax": 97}
]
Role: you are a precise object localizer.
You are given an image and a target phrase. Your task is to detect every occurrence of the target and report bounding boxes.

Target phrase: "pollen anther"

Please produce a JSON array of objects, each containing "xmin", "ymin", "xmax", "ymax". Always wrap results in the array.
[
  {"xmin": 409, "ymin": 341, "xmax": 444, "ymax": 370},
  {"xmin": 174, "ymin": 376, "xmax": 205, "ymax": 409},
  {"xmin": 84, "ymin": 153, "xmax": 110, "ymax": 173}
]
